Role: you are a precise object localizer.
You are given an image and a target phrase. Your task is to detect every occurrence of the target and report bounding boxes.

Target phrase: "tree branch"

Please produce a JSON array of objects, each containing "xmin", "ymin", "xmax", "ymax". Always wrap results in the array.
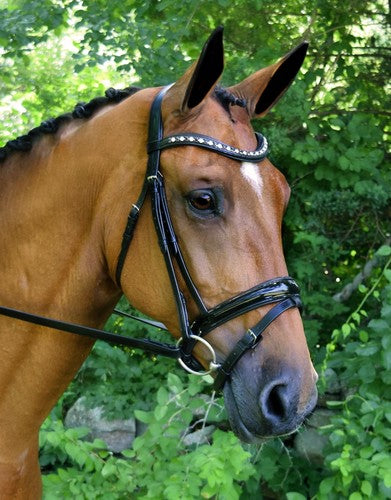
[
  {"xmin": 333, "ymin": 238, "xmax": 391, "ymax": 302},
  {"xmin": 309, "ymin": 108, "xmax": 391, "ymax": 118}
]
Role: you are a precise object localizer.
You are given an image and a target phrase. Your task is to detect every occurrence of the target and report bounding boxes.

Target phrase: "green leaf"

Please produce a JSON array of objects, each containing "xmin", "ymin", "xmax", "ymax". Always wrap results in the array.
[
  {"xmin": 360, "ymin": 480, "xmax": 372, "ymax": 495},
  {"xmin": 188, "ymin": 397, "xmax": 206, "ymax": 411},
  {"xmin": 157, "ymin": 387, "xmax": 169, "ymax": 405},
  {"xmin": 357, "ymin": 345, "xmax": 378, "ymax": 356},
  {"xmin": 202, "ymin": 374, "xmax": 214, "ymax": 384},
  {"xmin": 376, "ymin": 245, "xmax": 391, "ymax": 256},
  {"xmin": 319, "ymin": 477, "xmax": 335, "ymax": 495},
  {"xmin": 327, "ymin": 400, "xmax": 345, "ymax": 407},
  {"xmin": 342, "ymin": 323, "xmax": 351, "ymax": 337},
  {"xmin": 384, "ymin": 469, "xmax": 391, "ymax": 487},
  {"xmin": 286, "ymin": 493, "xmax": 306, "ymax": 500},
  {"xmin": 101, "ymin": 462, "xmax": 116, "ymax": 478},
  {"xmin": 121, "ymin": 449, "xmax": 135, "ymax": 458},
  {"xmin": 134, "ymin": 409, "xmax": 152, "ymax": 424},
  {"xmin": 167, "ymin": 373, "xmax": 183, "ymax": 393},
  {"xmin": 154, "ymin": 404, "xmax": 167, "ymax": 421},
  {"xmin": 132, "ymin": 436, "xmax": 144, "ymax": 451},
  {"xmin": 358, "ymin": 363, "xmax": 376, "ymax": 382},
  {"xmin": 359, "ymin": 330, "xmax": 368, "ymax": 342},
  {"xmin": 56, "ymin": 468, "xmax": 68, "ymax": 480},
  {"xmin": 384, "ymin": 269, "xmax": 391, "ymax": 283},
  {"xmin": 46, "ymin": 432, "xmax": 60, "ymax": 446},
  {"xmin": 359, "ymin": 446, "xmax": 374, "ymax": 459},
  {"xmin": 93, "ymin": 438, "xmax": 107, "ymax": 449}
]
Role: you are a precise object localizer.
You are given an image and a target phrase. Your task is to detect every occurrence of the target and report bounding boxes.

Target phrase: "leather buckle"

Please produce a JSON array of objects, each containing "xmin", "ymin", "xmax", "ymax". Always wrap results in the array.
[{"xmin": 247, "ymin": 328, "xmax": 258, "ymax": 347}]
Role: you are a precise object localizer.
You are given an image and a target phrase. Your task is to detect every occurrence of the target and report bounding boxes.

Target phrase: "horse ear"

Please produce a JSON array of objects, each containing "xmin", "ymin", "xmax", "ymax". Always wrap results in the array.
[
  {"xmin": 229, "ymin": 42, "xmax": 308, "ymax": 118},
  {"xmin": 165, "ymin": 27, "xmax": 224, "ymax": 112}
]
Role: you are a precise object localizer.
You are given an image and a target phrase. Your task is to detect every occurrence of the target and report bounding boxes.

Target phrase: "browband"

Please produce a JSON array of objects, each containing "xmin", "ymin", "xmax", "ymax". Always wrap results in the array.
[{"xmin": 148, "ymin": 131, "xmax": 268, "ymax": 162}]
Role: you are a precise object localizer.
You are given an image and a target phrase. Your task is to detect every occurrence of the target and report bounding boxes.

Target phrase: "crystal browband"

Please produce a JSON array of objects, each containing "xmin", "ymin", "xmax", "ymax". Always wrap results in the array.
[{"xmin": 148, "ymin": 132, "xmax": 268, "ymax": 163}]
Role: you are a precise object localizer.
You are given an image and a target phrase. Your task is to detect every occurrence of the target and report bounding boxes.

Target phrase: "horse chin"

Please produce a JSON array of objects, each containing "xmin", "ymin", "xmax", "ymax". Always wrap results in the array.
[{"xmin": 223, "ymin": 381, "xmax": 265, "ymax": 444}]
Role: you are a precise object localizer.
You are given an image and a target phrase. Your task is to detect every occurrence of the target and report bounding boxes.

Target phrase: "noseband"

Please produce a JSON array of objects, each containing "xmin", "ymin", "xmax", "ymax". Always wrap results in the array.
[{"xmin": 115, "ymin": 87, "xmax": 302, "ymax": 390}]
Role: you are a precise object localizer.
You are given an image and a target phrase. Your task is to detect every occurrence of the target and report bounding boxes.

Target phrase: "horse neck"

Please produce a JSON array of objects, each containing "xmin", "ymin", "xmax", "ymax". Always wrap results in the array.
[
  {"xmin": 0, "ymin": 90, "xmax": 153, "ymax": 324},
  {"xmin": 0, "ymin": 92, "xmax": 156, "ymax": 461}
]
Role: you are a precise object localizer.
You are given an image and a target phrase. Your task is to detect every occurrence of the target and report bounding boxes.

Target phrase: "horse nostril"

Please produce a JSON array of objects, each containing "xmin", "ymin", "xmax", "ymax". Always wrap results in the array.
[
  {"xmin": 265, "ymin": 385, "xmax": 287, "ymax": 419},
  {"xmin": 261, "ymin": 382, "xmax": 292, "ymax": 423},
  {"xmin": 259, "ymin": 377, "xmax": 317, "ymax": 435}
]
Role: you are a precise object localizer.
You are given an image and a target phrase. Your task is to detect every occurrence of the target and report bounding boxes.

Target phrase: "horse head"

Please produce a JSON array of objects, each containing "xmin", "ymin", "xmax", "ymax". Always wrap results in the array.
[{"xmin": 108, "ymin": 28, "xmax": 318, "ymax": 441}]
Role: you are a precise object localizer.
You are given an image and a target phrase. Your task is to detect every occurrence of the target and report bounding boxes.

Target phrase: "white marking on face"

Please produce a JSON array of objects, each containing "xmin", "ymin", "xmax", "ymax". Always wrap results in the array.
[{"xmin": 240, "ymin": 162, "xmax": 263, "ymax": 198}]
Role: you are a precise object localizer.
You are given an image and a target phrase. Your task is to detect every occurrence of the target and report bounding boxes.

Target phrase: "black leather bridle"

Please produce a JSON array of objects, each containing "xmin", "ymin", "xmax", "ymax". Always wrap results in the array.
[
  {"xmin": 0, "ymin": 86, "xmax": 302, "ymax": 391},
  {"xmin": 115, "ymin": 87, "xmax": 302, "ymax": 389}
]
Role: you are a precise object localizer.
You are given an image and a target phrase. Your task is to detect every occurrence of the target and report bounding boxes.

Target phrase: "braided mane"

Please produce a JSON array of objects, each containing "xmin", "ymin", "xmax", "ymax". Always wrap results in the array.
[
  {"xmin": 0, "ymin": 87, "xmax": 141, "ymax": 164},
  {"xmin": 0, "ymin": 86, "xmax": 246, "ymax": 164}
]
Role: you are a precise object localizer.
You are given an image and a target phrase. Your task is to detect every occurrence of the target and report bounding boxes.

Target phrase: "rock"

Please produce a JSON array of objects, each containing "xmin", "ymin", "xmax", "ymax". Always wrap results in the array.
[
  {"xmin": 182, "ymin": 425, "xmax": 215, "ymax": 446},
  {"xmin": 65, "ymin": 397, "xmax": 136, "ymax": 453},
  {"xmin": 324, "ymin": 368, "xmax": 342, "ymax": 394},
  {"xmin": 317, "ymin": 368, "xmax": 344, "ymax": 407},
  {"xmin": 294, "ymin": 427, "xmax": 328, "ymax": 465},
  {"xmin": 307, "ymin": 408, "xmax": 334, "ymax": 428}
]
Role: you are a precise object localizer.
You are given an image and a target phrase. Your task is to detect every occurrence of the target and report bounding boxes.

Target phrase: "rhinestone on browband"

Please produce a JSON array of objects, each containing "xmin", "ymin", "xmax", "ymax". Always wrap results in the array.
[{"xmin": 148, "ymin": 132, "xmax": 269, "ymax": 163}]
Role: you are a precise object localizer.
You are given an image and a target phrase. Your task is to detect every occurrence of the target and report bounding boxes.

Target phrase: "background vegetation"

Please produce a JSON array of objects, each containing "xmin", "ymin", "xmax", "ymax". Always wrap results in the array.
[{"xmin": 1, "ymin": 0, "xmax": 390, "ymax": 498}]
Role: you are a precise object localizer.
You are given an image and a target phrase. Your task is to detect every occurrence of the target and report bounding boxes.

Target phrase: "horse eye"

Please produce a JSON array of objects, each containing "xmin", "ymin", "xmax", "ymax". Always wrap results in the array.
[
  {"xmin": 186, "ymin": 189, "xmax": 221, "ymax": 218},
  {"xmin": 190, "ymin": 193, "xmax": 214, "ymax": 211}
]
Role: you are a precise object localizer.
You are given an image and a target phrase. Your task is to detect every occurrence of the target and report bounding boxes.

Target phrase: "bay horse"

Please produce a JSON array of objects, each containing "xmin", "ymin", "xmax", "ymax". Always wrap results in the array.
[{"xmin": 0, "ymin": 28, "xmax": 317, "ymax": 498}]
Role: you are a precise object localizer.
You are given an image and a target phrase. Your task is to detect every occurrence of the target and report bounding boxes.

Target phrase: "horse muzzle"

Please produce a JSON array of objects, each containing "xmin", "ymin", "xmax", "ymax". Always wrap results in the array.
[{"xmin": 223, "ymin": 357, "xmax": 318, "ymax": 442}]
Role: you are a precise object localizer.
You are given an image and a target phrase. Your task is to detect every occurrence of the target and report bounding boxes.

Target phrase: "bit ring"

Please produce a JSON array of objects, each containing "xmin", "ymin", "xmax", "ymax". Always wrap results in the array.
[{"xmin": 177, "ymin": 334, "xmax": 220, "ymax": 376}]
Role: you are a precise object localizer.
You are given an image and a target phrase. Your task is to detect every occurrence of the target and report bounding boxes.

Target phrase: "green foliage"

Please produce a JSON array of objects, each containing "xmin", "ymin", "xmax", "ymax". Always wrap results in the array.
[
  {"xmin": 71, "ymin": 331, "xmax": 180, "ymax": 416},
  {"xmin": 70, "ymin": 301, "xmax": 208, "ymax": 417},
  {"xmin": 1, "ymin": 0, "xmax": 389, "ymax": 498},
  {"xmin": 0, "ymin": 0, "xmax": 67, "ymax": 58},
  {"xmin": 38, "ymin": 258, "xmax": 390, "ymax": 498},
  {"xmin": 41, "ymin": 374, "xmax": 253, "ymax": 499},
  {"xmin": 317, "ymin": 260, "xmax": 391, "ymax": 499}
]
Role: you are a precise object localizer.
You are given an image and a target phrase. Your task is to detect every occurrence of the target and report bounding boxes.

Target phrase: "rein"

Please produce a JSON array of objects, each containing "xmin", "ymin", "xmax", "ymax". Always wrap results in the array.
[{"xmin": 0, "ymin": 86, "xmax": 302, "ymax": 391}]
